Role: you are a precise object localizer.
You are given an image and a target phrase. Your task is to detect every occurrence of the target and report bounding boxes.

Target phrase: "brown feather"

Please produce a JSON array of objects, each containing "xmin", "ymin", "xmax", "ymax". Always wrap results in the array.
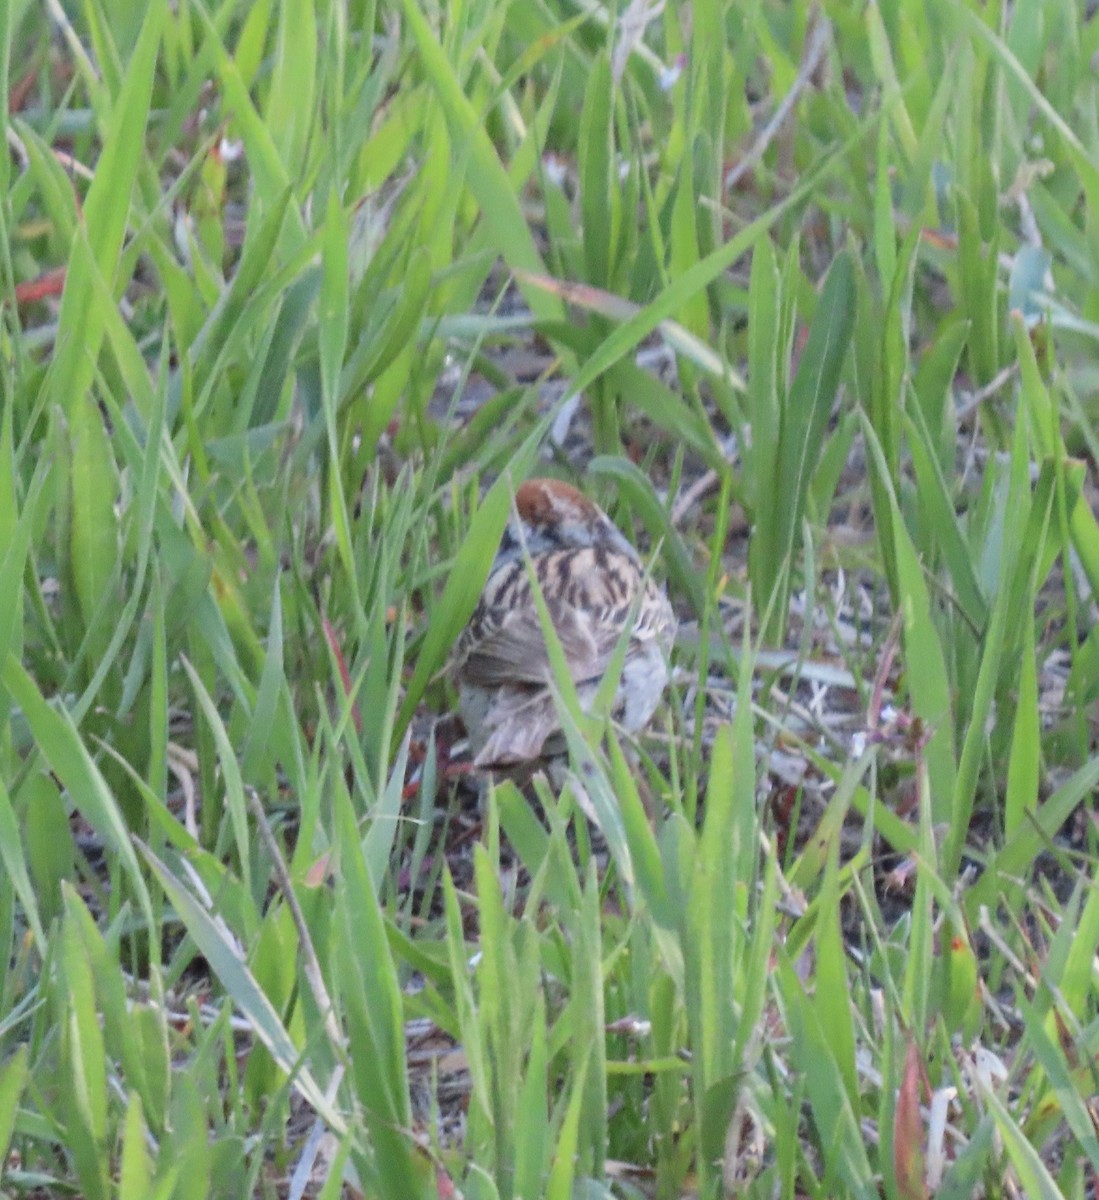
[{"xmin": 450, "ymin": 481, "xmax": 677, "ymax": 769}]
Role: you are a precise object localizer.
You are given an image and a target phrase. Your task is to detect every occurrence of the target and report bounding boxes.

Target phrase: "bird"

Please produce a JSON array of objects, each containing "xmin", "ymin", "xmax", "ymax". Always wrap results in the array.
[{"xmin": 450, "ymin": 478, "xmax": 676, "ymax": 768}]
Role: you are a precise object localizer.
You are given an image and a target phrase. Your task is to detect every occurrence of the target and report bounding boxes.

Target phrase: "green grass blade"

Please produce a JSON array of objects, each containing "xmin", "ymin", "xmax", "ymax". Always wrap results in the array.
[
  {"xmin": 49, "ymin": 4, "xmax": 163, "ymax": 414},
  {"xmin": 0, "ymin": 1045, "xmax": 27, "ymax": 1172},
  {"xmin": 1004, "ymin": 602, "xmax": 1039, "ymax": 838},
  {"xmin": 396, "ymin": 411, "xmax": 558, "ymax": 732},
  {"xmin": 139, "ymin": 841, "xmax": 344, "ymax": 1132},
  {"xmin": 397, "ymin": 0, "xmax": 559, "ymax": 321},
  {"xmin": 2, "ymin": 656, "xmax": 154, "ymax": 926}
]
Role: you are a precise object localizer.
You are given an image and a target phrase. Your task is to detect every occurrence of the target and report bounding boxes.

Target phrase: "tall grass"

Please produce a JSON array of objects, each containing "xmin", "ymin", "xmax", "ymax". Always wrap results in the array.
[{"xmin": 2, "ymin": 0, "xmax": 1099, "ymax": 1196}]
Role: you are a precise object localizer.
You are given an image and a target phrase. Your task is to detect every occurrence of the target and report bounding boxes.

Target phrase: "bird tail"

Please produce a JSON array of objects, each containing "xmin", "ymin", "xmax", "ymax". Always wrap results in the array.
[{"xmin": 473, "ymin": 689, "xmax": 558, "ymax": 767}]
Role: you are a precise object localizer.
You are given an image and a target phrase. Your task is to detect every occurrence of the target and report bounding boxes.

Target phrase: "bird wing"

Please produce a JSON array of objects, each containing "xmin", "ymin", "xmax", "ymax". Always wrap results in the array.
[
  {"xmin": 472, "ymin": 685, "xmax": 560, "ymax": 765},
  {"xmin": 456, "ymin": 600, "xmax": 618, "ymax": 689},
  {"xmin": 450, "ymin": 547, "xmax": 672, "ymax": 693}
]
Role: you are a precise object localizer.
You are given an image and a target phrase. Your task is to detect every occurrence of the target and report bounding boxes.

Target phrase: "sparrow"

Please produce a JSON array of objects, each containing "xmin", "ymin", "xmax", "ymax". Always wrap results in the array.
[{"xmin": 451, "ymin": 478, "xmax": 676, "ymax": 768}]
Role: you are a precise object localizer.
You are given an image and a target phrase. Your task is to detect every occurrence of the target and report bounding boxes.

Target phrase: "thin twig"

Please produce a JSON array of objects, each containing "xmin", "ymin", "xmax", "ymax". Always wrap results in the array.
[
  {"xmin": 725, "ymin": 16, "xmax": 832, "ymax": 192},
  {"xmin": 43, "ymin": 0, "xmax": 101, "ymax": 88},
  {"xmin": 671, "ymin": 468, "xmax": 721, "ymax": 526},
  {"xmin": 956, "ymin": 361, "xmax": 1019, "ymax": 425},
  {"xmin": 6, "ymin": 126, "xmax": 29, "ymax": 170},
  {"xmin": 248, "ymin": 789, "xmax": 350, "ymax": 1199},
  {"xmin": 245, "ymin": 788, "xmax": 343, "ymax": 1049},
  {"xmin": 612, "ymin": 0, "xmax": 666, "ymax": 85},
  {"xmin": 670, "ymin": 436, "xmax": 740, "ymax": 526}
]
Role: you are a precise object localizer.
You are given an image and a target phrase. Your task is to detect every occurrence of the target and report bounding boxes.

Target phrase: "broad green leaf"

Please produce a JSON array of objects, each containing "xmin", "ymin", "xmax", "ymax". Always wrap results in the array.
[
  {"xmin": 513, "ymin": 997, "xmax": 549, "ymax": 1200},
  {"xmin": 545, "ymin": 1050, "xmax": 590, "ymax": 1200},
  {"xmin": 815, "ymin": 838, "xmax": 858, "ymax": 1110},
  {"xmin": 118, "ymin": 1093, "xmax": 153, "ymax": 1200},
  {"xmin": 669, "ymin": 150, "xmax": 708, "ymax": 338},
  {"xmin": 266, "ymin": 0, "xmax": 316, "ymax": 175},
  {"xmin": 753, "ymin": 249, "xmax": 855, "ymax": 639}
]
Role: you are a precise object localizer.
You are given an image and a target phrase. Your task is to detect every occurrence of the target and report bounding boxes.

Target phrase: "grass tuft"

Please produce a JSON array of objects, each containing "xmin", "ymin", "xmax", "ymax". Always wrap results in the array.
[{"xmin": 3, "ymin": 1, "xmax": 1099, "ymax": 1196}]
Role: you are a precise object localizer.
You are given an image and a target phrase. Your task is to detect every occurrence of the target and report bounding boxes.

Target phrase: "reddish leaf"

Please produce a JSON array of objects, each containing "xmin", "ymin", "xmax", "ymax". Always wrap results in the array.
[
  {"xmin": 14, "ymin": 267, "xmax": 67, "ymax": 306},
  {"xmin": 894, "ymin": 1039, "xmax": 928, "ymax": 1200},
  {"xmin": 9, "ymin": 64, "xmax": 39, "ymax": 113},
  {"xmin": 322, "ymin": 614, "xmax": 361, "ymax": 734}
]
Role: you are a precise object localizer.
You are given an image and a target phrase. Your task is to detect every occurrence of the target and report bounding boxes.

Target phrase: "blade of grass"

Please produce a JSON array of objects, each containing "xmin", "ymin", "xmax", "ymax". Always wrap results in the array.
[
  {"xmin": 2, "ymin": 655, "xmax": 154, "ymax": 927},
  {"xmin": 397, "ymin": 0, "xmax": 560, "ymax": 322},
  {"xmin": 752, "ymin": 249, "xmax": 856, "ymax": 639},
  {"xmin": 860, "ymin": 415, "xmax": 957, "ymax": 827},
  {"xmin": 139, "ymin": 841, "xmax": 345, "ymax": 1132},
  {"xmin": 395, "ymin": 408, "xmax": 558, "ymax": 733},
  {"xmin": 49, "ymin": 3, "xmax": 163, "ymax": 415},
  {"xmin": 0, "ymin": 1045, "xmax": 28, "ymax": 1173}
]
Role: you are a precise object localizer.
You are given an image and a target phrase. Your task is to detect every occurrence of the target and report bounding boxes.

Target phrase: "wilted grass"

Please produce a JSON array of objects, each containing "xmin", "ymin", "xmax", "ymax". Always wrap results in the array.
[{"xmin": 3, "ymin": 0, "xmax": 1099, "ymax": 1197}]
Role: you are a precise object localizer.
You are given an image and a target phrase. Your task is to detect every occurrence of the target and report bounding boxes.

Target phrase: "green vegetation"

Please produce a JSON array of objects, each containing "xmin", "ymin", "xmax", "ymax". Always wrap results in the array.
[{"xmin": 3, "ymin": 0, "xmax": 1099, "ymax": 1196}]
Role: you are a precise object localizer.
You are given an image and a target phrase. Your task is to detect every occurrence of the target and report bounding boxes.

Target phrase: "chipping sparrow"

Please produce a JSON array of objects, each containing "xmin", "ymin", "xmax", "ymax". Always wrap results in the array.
[{"xmin": 451, "ymin": 478, "xmax": 676, "ymax": 768}]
